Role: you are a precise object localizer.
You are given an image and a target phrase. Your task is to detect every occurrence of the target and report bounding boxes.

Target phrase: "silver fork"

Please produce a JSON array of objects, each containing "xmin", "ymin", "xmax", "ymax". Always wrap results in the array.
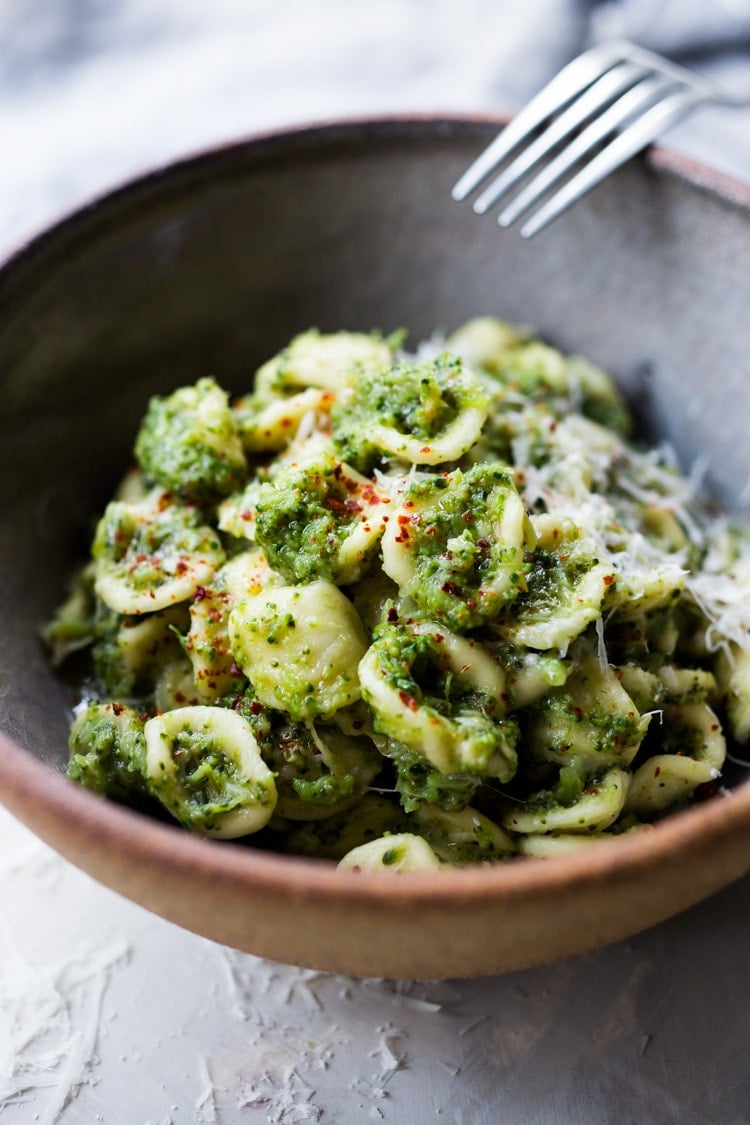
[{"xmin": 452, "ymin": 39, "xmax": 748, "ymax": 238}]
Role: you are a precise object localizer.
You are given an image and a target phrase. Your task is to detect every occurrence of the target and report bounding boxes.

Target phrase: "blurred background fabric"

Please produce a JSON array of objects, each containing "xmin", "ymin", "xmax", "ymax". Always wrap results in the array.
[{"xmin": 0, "ymin": 0, "xmax": 749, "ymax": 254}]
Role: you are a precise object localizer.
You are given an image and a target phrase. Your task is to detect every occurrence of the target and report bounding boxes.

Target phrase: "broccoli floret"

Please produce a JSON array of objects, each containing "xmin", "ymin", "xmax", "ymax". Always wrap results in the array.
[
  {"xmin": 386, "ymin": 742, "xmax": 479, "ymax": 814},
  {"xmin": 292, "ymin": 772, "xmax": 358, "ymax": 806},
  {"xmin": 134, "ymin": 377, "xmax": 247, "ymax": 503},
  {"xmin": 252, "ymin": 454, "xmax": 386, "ymax": 585},
  {"xmin": 67, "ymin": 701, "xmax": 147, "ymax": 799}
]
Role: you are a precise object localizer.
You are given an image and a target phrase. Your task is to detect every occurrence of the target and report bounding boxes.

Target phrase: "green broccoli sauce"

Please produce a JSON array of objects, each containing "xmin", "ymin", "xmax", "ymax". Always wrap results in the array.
[
  {"xmin": 371, "ymin": 619, "xmax": 498, "ymax": 718},
  {"xmin": 332, "ymin": 353, "xmax": 488, "ymax": 472},
  {"xmin": 397, "ymin": 465, "xmax": 527, "ymax": 631},
  {"xmin": 369, "ymin": 618, "xmax": 519, "ymax": 778},
  {"xmin": 292, "ymin": 773, "xmax": 357, "ymax": 806},
  {"xmin": 280, "ymin": 794, "xmax": 410, "ymax": 860},
  {"xmin": 253, "ymin": 456, "xmax": 375, "ymax": 584},
  {"xmin": 67, "ymin": 703, "xmax": 147, "ymax": 799},
  {"xmin": 222, "ymin": 690, "xmax": 377, "ymax": 815},
  {"xmin": 511, "ymin": 547, "xmax": 598, "ymax": 624},
  {"xmin": 46, "ymin": 317, "xmax": 738, "ymax": 857},
  {"xmin": 422, "ymin": 819, "xmax": 508, "ymax": 865},
  {"xmin": 385, "ymin": 741, "xmax": 479, "ymax": 813},
  {"xmin": 135, "ymin": 377, "xmax": 247, "ymax": 503},
  {"xmin": 151, "ymin": 724, "xmax": 271, "ymax": 832},
  {"xmin": 41, "ymin": 565, "xmax": 97, "ymax": 667},
  {"xmin": 476, "ymin": 341, "xmax": 631, "ymax": 437},
  {"xmin": 531, "ymin": 686, "xmax": 644, "ymax": 761},
  {"xmin": 528, "ymin": 762, "xmax": 587, "ymax": 812},
  {"xmin": 93, "ymin": 501, "xmax": 224, "ymax": 594}
]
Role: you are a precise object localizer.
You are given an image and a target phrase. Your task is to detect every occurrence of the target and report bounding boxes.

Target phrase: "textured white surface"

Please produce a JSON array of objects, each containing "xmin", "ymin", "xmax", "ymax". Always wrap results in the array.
[
  {"xmin": 2, "ymin": 2, "xmax": 750, "ymax": 1121},
  {"xmin": 4, "ymin": 805, "xmax": 750, "ymax": 1124}
]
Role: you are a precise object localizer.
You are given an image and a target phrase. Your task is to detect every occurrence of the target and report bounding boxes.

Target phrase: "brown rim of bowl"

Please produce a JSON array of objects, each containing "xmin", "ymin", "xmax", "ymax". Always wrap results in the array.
[
  {"xmin": 2, "ymin": 721, "xmax": 750, "ymax": 907},
  {"xmin": 1, "ymin": 111, "xmax": 749, "ymax": 281},
  {"xmin": 1, "ymin": 113, "xmax": 750, "ymax": 907}
]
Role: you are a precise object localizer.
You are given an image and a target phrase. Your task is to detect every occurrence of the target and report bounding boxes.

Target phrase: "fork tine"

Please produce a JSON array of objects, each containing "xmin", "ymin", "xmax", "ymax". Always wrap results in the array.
[
  {"xmin": 451, "ymin": 41, "xmax": 629, "ymax": 202},
  {"xmin": 472, "ymin": 59, "xmax": 649, "ymax": 215},
  {"xmin": 519, "ymin": 86, "xmax": 707, "ymax": 238},
  {"xmin": 497, "ymin": 72, "xmax": 676, "ymax": 229}
]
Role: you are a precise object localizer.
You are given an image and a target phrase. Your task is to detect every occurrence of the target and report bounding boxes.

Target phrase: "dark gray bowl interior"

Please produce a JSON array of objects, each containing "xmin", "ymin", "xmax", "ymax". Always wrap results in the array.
[{"xmin": 1, "ymin": 116, "xmax": 749, "ymax": 773}]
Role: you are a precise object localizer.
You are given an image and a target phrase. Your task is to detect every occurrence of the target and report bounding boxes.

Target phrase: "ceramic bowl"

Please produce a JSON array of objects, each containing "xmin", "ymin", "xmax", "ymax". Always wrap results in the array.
[{"xmin": 1, "ymin": 116, "xmax": 750, "ymax": 980}]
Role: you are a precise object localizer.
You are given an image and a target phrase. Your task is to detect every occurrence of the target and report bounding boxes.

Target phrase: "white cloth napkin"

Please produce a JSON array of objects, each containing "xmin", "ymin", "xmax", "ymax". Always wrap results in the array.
[{"xmin": 591, "ymin": 0, "xmax": 750, "ymax": 54}]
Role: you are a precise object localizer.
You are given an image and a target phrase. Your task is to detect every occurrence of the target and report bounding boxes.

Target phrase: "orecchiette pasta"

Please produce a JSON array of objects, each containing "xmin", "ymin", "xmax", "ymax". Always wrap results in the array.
[
  {"xmin": 47, "ymin": 319, "xmax": 749, "ymax": 861},
  {"xmin": 92, "ymin": 491, "xmax": 224, "ymax": 615},
  {"xmin": 623, "ymin": 703, "xmax": 726, "ymax": 816},
  {"xmin": 337, "ymin": 833, "xmax": 443, "ymax": 872},
  {"xmin": 144, "ymin": 705, "xmax": 277, "ymax": 838},
  {"xmin": 185, "ymin": 548, "xmax": 282, "ymax": 702},
  {"xmin": 332, "ymin": 353, "xmax": 489, "ymax": 470},
  {"xmin": 229, "ymin": 581, "xmax": 368, "ymax": 720},
  {"xmin": 380, "ymin": 464, "xmax": 532, "ymax": 631},
  {"xmin": 503, "ymin": 766, "xmax": 630, "ymax": 835},
  {"xmin": 359, "ymin": 618, "xmax": 517, "ymax": 779}
]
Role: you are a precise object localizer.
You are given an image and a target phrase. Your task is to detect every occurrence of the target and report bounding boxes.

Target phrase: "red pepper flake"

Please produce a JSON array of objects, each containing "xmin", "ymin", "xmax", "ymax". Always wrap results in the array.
[
  {"xmin": 654, "ymin": 766, "xmax": 661, "ymax": 777},
  {"xmin": 360, "ymin": 485, "xmax": 387, "ymax": 505},
  {"xmin": 250, "ymin": 700, "xmax": 264, "ymax": 715},
  {"xmin": 111, "ymin": 702, "xmax": 126, "ymax": 716},
  {"xmin": 387, "ymin": 607, "xmax": 399, "ymax": 623},
  {"xmin": 441, "ymin": 581, "xmax": 460, "ymax": 596},
  {"xmin": 603, "ymin": 575, "xmax": 615, "ymax": 586},
  {"xmin": 398, "ymin": 690, "xmax": 419, "ymax": 712}
]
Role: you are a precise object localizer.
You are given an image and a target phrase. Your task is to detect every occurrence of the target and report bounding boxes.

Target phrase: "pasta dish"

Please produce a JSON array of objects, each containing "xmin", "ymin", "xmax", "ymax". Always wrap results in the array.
[{"xmin": 44, "ymin": 318, "xmax": 750, "ymax": 870}]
